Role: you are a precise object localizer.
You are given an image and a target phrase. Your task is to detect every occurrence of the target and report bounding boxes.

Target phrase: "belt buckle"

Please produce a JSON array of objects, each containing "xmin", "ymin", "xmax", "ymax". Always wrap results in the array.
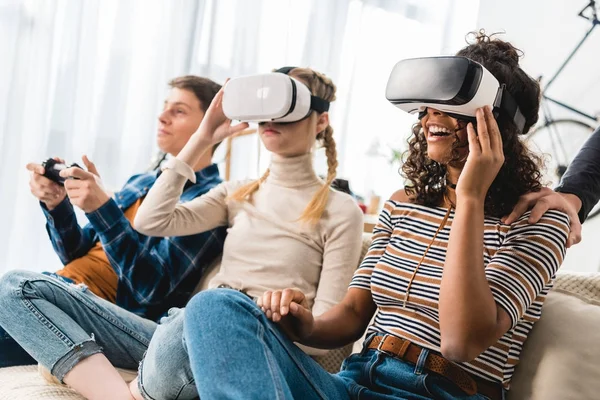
[
  {"xmin": 376, "ymin": 334, "xmax": 411, "ymax": 360},
  {"xmin": 376, "ymin": 334, "xmax": 394, "ymax": 356}
]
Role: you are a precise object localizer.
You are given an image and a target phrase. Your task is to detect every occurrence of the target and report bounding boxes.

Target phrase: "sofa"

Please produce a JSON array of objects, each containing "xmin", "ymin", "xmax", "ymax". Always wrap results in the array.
[{"xmin": 1, "ymin": 235, "xmax": 599, "ymax": 399}]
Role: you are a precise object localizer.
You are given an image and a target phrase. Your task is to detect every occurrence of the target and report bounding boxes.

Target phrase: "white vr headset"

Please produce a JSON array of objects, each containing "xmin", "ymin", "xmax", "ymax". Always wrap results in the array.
[
  {"xmin": 222, "ymin": 67, "xmax": 330, "ymax": 123},
  {"xmin": 385, "ymin": 56, "xmax": 526, "ymax": 133}
]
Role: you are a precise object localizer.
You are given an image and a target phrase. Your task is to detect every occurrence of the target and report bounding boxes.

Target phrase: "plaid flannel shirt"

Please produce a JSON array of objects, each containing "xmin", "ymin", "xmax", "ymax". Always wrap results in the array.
[{"xmin": 42, "ymin": 164, "xmax": 226, "ymax": 321}]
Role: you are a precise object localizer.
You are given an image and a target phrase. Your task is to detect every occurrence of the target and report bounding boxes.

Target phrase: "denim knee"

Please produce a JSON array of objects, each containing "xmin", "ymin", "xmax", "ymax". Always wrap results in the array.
[
  {"xmin": 0, "ymin": 270, "xmax": 103, "ymax": 382},
  {"xmin": 138, "ymin": 308, "xmax": 198, "ymax": 400},
  {"xmin": 0, "ymin": 270, "xmax": 50, "ymax": 322},
  {"xmin": 0, "ymin": 270, "xmax": 28, "ymax": 303},
  {"xmin": 185, "ymin": 288, "xmax": 260, "ymax": 325},
  {"xmin": 0, "ymin": 270, "xmax": 63, "ymax": 303}
]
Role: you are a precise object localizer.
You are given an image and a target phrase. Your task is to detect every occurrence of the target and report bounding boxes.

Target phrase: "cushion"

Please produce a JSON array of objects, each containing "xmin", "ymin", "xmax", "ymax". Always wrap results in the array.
[
  {"xmin": 509, "ymin": 273, "xmax": 600, "ymax": 400},
  {"xmin": 0, "ymin": 365, "xmax": 84, "ymax": 400},
  {"xmin": 0, "ymin": 365, "xmax": 137, "ymax": 400},
  {"xmin": 553, "ymin": 271, "xmax": 600, "ymax": 299}
]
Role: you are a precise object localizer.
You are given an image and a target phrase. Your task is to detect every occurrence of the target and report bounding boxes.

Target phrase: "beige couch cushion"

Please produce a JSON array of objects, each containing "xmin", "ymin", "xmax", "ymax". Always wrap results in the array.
[
  {"xmin": 509, "ymin": 273, "xmax": 600, "ymax": 400},
  {"xmin": 0, "ymin": 366, "xmax": 84, "ymax": 400},
  {"xmin": 0, "ymin": 365, "xmax": 136, "ymax": 400}
]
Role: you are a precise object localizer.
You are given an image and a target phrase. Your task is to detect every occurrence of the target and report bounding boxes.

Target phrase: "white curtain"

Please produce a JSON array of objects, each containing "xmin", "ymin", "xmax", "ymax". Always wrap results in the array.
[{"xmin": 0, "ymin": 0, "xmax": 479, "ymax": 274}]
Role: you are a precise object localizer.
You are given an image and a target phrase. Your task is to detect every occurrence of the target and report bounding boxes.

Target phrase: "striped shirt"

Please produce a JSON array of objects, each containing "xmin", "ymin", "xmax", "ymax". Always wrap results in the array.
[{"xmin": 350, "ymin": 200, "xmax": 569, "ymax": 388}]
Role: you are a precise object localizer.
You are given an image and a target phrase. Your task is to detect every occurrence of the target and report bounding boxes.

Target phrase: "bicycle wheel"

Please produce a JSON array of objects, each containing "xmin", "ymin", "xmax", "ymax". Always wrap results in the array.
[{"xmin": 524, "ymin": 118, "xmax": 600, "ymax": 220}]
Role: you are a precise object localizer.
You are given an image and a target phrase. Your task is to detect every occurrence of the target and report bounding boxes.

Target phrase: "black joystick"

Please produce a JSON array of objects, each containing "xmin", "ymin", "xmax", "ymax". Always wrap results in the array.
[{"xmin": 41, "ymin": 158, "xmax": 82, "ymax": 186}]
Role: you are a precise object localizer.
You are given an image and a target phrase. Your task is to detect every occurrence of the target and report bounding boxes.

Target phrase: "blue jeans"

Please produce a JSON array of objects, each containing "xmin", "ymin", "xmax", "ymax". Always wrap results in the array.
[
  {"xmin": 137, "ymin": 308, "xmax": 198, "ymax": 400},
  {"xmin": 0, "ymin": 270, "xmax": 157, "ymax": 381},
  {"xmin": 183, "ymin": 289, "xmax": 497, "ymax": 400}
]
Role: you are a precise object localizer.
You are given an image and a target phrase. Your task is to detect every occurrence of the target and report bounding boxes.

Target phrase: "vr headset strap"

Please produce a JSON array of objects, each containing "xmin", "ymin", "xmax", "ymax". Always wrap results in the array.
[
  {"xmin": 275, "ymin": 66, "xmax": 296, "ymax": 75},
  {"xmin": 494, "ymin": 84, "xmax": 526, "ymax": 133},
  {"xmin": 275, "ymin": 66, "xmax": 330, "ymax": 113},
  {"xmin": 310, "ymin": 96, "xmax": 330, "ymax": 113}
]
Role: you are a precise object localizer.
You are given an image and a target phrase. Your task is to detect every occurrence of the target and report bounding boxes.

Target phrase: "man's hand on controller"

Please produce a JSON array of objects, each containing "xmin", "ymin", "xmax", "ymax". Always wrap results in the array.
[
  {"xmin": 59, "ymin": 155, "xmax": 111, "ymax": 213},
  {"xmin": 26, "ymin": 157, "xmax": 67, "ymax": 211}
]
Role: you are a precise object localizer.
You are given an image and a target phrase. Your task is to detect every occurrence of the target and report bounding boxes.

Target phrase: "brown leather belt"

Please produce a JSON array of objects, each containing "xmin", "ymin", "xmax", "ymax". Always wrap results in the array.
[{"xmin": 367, "ymin": 335, "xmax": 503, "ymax": 400}]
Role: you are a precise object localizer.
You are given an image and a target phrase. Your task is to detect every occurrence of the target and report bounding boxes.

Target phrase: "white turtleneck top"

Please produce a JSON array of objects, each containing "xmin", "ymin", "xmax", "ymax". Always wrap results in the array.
[{"xmin": 134, "ymin": 153, "xmax": 364, "ymax": 329}]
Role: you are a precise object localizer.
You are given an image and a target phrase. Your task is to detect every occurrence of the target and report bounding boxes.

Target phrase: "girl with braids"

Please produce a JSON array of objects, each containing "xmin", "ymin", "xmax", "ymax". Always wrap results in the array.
[
  {"xmin": 127, "ymin": 67, "xmax": 363, "ymax": 400},
  {"xmin": 181, "ymin": 33, "xmax": 569, "ymax": 400}
]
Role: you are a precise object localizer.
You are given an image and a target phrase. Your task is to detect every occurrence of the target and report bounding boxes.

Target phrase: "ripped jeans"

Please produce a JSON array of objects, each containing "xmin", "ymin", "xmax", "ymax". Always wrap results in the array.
[{"xmin": 0, "ymin": 270, "xmax": 156, "ymax": 382}]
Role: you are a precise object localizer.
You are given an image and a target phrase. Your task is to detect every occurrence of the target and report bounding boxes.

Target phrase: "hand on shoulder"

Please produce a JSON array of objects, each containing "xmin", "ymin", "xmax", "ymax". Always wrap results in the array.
[{"xmin": 503, "ymin": 187, "xmax": 581, "ymax": 248}]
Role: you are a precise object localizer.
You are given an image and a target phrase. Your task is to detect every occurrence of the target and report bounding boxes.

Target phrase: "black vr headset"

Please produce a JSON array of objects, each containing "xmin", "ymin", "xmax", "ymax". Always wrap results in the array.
[{"xmin": 385, "ymin": 56, "xmax": 526, "ymax": 133}]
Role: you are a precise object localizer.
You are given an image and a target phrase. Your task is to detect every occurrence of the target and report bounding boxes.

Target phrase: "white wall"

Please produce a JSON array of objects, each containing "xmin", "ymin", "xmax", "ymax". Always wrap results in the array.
[{"xmin": 477, "ymin": 0, "xmax": 600, "ymax": 272}]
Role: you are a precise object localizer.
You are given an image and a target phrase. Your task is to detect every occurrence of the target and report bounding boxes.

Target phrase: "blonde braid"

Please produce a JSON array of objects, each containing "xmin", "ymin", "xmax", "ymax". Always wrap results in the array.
[
  {"xmin": 298, "ymin": 125, "xmax": 338, "ymax": 224},
  {"xmin": 229, "ymin": 169, "xmax": 271, "ymax": 202},
  {"xmin": 281, "ymin": 68, "xmax": 338, "ymax": 225}
]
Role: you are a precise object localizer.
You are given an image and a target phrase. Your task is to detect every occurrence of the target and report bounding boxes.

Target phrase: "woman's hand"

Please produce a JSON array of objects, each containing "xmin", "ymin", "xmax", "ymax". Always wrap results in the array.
[
  {"xmin": 194, "ymin": 83, "xmax": 249, "ymax": 145},
  {"xmin": 257, "ymin": 289, "xmax": 314, "ymax": 342},
  {"xmin": 456, "ymin": 106, "xmax": 504, "ymax": 202}
]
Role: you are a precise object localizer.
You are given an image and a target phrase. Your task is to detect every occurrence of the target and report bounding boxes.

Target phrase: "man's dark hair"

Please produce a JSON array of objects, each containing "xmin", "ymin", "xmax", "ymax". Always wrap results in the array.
[{"xmin": 169, "ymin": 75, "xmax": 223, "ymax": 154}]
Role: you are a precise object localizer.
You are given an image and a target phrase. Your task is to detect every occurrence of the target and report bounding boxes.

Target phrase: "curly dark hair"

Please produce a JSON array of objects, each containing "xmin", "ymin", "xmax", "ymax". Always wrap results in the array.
[{"xmin": 401, "ymin": 31, "xmax": 544, "ymax": 217}]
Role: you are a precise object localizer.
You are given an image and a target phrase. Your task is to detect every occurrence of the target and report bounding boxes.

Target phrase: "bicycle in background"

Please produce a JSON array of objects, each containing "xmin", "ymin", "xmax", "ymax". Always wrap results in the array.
[{"xmin": 525, "ymin": 0, "xmax": 600, "ymax": 219}]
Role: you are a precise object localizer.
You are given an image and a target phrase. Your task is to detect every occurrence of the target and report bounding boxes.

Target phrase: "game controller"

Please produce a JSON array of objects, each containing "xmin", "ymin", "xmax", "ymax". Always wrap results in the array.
[{"xmin": 41, "ymin": 158, "xmax": 82, "ymax": 186}]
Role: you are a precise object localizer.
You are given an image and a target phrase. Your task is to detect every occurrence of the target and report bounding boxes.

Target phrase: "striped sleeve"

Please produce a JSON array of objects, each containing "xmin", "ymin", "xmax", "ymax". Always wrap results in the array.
[
  {"xmin": 349, "ymin": 200, "xmax": 395, "ymax": 290},
  {"xmin": 485, "ymin": 210, "xmax": 569, "ymax": 329}
]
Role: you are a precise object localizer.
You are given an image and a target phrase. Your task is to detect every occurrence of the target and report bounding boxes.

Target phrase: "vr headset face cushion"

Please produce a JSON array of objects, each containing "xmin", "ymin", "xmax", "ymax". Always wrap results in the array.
[{"xmin": 223, "ymin": 73, "xmax": 314, "ymax": 123}]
